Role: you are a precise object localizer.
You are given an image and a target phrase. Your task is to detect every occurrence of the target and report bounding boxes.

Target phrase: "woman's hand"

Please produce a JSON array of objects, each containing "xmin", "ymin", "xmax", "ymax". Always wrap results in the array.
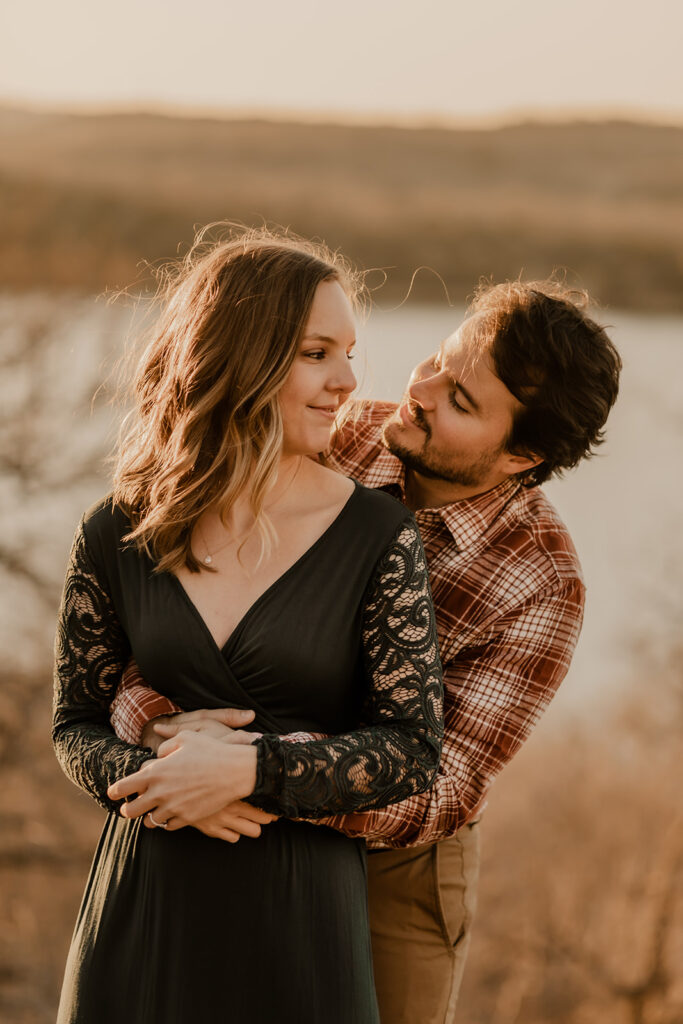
[
  {"xmin": 140, "ymin": 799, "xmax": 278, "ymax": 842},
  {"xmin": 107, "ymin": 730, "xmax": 259, "ymax": 826}
]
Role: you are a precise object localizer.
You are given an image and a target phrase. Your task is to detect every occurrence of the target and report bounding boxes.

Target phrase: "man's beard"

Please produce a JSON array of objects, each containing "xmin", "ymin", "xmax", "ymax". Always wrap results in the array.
[{"xmin": 382, "ymin": 414, "xmax": 502, "ymax": 489}]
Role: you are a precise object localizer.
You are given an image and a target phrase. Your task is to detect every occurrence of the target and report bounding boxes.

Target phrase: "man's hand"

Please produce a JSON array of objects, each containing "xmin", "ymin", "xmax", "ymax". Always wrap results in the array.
[{"xmin": 141, "ymin": 707, "xmax": 258, "ymax": 754}]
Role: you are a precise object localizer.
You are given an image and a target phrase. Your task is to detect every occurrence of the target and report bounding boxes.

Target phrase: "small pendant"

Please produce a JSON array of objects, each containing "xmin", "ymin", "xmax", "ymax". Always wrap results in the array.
[{"xmin": 204, "ymin": 555, "xmax": 212, "ymax": 565}]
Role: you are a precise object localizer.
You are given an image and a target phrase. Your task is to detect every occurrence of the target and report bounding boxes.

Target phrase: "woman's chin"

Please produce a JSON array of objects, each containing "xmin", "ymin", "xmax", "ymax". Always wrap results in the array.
[{"xmin": 283, "ymin": 433, "xmax": 334, "ymax": 459}]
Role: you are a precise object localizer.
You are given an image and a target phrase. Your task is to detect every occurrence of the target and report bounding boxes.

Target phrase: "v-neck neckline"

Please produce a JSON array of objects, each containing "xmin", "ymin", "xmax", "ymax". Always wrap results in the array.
[{"xmin": 168, "ymin": 479, "xmax": 361, "ymax": 659}]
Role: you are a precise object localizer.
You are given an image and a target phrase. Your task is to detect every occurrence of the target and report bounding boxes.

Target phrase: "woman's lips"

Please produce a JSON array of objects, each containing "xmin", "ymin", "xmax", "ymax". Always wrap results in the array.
[{"xmin": 309, "ymin": 406, "xmax": 337, "ymax": 420}]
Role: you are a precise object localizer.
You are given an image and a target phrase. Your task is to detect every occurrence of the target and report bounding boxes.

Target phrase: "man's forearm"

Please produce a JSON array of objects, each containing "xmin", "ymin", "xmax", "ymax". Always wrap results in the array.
[
  {"xmin": 111, "ymin": 572, "xmax": 582, "ymax": 849},
  {"xmin": 110, "ymin": 663, "xmax": 183, "ymax": 745},
  {"xmin": 315, "ymin": 581, "xmax": 585, "ymax": 847},
  {"xmin": 311, "ymin": 767, "xmax": 477, "ymax": 848}
]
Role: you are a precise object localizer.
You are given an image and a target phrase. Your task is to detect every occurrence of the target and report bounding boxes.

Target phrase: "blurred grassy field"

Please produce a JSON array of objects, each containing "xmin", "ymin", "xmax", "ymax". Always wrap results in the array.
[
  {"xmin": 1, "ymin": 108, "xmax": 682, "ymax": 310},
  {"xmin": 2, "ymin": 655, "xmax": 681, "ymax": 1023}
]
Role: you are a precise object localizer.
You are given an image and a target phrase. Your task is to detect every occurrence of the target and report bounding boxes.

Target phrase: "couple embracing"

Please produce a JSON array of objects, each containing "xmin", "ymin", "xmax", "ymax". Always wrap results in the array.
[{"xmin": 53, "ymin": 226, "xmax": 620, "ymax": 1023}]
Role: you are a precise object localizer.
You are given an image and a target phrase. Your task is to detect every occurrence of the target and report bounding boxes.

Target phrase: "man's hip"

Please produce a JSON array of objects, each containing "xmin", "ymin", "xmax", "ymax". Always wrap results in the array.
[{"xmin": 367, "ymin": 822, "xmax": 481, "ymax": 1024}]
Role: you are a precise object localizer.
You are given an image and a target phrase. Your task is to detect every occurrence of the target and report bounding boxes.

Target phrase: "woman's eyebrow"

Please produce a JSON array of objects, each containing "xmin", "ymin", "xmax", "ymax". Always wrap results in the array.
[{"xmin": 303, "ymin": 333, "xmax": 356, "ymax": 346}]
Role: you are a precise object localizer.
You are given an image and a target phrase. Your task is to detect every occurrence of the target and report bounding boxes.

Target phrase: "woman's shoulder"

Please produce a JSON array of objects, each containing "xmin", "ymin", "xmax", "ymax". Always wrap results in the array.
[
  {"xmin": 351, "ymin": 479, "xmax": 410, "ymax": 517},
  {"xmin": 80, "ymin": 493, "xmax": 132, "ymax": 560},
  {"xmin": 308, "ymin": 459, "xmax": 411, "ymax": 529},
  {"xmin": 347, "ymin": 480, "xmax": 415, "ymax": 545}
]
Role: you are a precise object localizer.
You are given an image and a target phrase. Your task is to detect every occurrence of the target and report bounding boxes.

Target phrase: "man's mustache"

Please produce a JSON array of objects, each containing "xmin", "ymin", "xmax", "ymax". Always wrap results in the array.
[{"xmin": 409, "ymin": 402, "xmax": 431, "ymax": 440}]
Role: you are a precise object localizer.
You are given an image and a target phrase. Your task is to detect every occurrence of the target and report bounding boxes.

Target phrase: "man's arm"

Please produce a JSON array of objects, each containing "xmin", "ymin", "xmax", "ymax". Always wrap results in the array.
[
  {"xmin": 110, "ymin": 577, "xmax": 583, "ymax": 847},
  {"xmin": 110, "ymin": 660, "xmax": 183, "ymax": 745},
  {"xmin": 110, "ymin": 662, "xmax": 260, "ymax": 756},
  {"xmin": 110, "ymin": 663, "xmax": 309, "ymax": 749},
  {"xmin": 319, "ymin": 577, "xmax": 585, "ymax": 847}
]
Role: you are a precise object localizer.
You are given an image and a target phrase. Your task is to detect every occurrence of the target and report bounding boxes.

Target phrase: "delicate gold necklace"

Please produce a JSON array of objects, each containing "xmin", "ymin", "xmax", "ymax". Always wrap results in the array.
[
  {"xmin": 198, "ymin": 457, "xmax": 303, "ymax": 566},
  {"xmin": 197, "ymin": 521, "xmax": 248, "ymax": 566}
]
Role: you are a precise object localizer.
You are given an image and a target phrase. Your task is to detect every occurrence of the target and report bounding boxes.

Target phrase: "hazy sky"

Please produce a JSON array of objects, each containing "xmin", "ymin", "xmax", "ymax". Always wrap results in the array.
[{"xmin": 2, "ymin": 0, "xmax": 681, "ymax": 121}]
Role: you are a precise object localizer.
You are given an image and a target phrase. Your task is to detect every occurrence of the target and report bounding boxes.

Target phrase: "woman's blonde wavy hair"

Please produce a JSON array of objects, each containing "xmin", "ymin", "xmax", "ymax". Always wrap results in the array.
[{"xmin": 113, "ymin": 224, "xmax": 365, "ymax": 574}]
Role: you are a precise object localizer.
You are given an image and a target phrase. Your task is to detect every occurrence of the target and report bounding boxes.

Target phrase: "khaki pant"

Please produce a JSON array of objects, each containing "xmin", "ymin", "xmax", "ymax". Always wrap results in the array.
[{"xmin": 367, "ymin": 822, "xmax": 481, "ymax": 1024}]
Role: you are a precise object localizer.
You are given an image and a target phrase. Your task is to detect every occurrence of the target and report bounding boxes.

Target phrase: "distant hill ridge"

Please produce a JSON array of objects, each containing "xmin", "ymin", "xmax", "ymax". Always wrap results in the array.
[{"xmin": 1, "ymin": 107, "xmax": 681, "ymax": 311}]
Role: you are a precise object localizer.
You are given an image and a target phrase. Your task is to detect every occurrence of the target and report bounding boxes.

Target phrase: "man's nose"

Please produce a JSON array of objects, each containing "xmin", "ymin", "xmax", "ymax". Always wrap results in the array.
[{"xmin": 408, "ymin": 373, "xmax": 437, "ymax": 409}]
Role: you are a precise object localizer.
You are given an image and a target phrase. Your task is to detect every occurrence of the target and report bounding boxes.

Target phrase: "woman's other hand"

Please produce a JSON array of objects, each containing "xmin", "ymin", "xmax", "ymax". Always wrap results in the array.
[
  {"xmin": 188, "ymin": 801, "xmax": 278, "ymax": 843},
  {"xmin": 141, "ymin": 799, "xmax": 278, "ymax": 843},
  {"xmin": 141, "ymin": 707, "xmax": 257, "ymax": 754},
  {"xmin": 107, "ymin": 730, "xmax": 258, "ymax": 825}
]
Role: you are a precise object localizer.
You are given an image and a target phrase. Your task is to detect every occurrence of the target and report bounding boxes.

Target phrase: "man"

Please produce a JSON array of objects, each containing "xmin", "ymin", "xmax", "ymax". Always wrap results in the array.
[{"xmin": 110, "ymin": 279, "xmax": 621, "ymax": 1023}]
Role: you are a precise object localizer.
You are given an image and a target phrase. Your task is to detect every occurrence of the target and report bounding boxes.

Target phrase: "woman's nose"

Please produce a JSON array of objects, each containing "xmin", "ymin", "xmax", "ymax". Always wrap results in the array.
[{"xmin": 330, "ymin": 357, "xmax": 357, "ymax": 395}]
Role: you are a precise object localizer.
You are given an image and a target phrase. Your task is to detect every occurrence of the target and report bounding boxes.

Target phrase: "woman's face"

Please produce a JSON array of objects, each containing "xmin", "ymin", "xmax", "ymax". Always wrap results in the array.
[{"xmin": 279, "ymin": 279, "xmax": 357, "ymax": 456}]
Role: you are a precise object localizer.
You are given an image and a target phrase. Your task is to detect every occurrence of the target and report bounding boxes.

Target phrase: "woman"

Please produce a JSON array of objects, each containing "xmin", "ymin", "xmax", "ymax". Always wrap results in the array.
[{"xmin": 53, "ymin": 226, "xmax": 443, "ymax": 1023}]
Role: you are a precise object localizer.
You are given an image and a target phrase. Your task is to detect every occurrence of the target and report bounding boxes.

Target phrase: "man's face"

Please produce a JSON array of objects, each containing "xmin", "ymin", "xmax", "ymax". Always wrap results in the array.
[{"xmin": 382, "ymin": 316, "xmax": 527, "ymax": 491}]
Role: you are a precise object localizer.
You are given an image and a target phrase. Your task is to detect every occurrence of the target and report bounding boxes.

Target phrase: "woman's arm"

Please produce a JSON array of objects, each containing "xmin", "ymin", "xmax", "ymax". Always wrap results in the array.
[
  {"xmin": 249, "ymin": 516, "xmax": 444, "ymax": 818},
  {"xmin": 53, "ymin": 518, "xmax": 155, "ymax": 812},
  {"xmin": 109, "ymin": 516, "xmax": 444, "ymax": 826}
]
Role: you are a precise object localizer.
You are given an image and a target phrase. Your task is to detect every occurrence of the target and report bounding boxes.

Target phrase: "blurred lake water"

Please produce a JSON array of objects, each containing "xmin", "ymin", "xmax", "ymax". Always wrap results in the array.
[{"xmin": 1, "ymin": 295, "xmax": 681, "ymax": 720}]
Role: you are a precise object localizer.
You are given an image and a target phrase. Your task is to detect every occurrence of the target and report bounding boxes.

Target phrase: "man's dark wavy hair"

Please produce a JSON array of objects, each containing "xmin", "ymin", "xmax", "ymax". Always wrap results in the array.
[{"xmin": 469, "ymin": 278, "xmax": 622, "ymax": 487}]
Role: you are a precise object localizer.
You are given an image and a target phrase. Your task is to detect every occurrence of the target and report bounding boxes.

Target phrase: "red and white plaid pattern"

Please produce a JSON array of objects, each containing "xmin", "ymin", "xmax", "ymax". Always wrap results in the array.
[{"xmin": 110, "ymin": 401, "xmax": 585, "ymax": 848}]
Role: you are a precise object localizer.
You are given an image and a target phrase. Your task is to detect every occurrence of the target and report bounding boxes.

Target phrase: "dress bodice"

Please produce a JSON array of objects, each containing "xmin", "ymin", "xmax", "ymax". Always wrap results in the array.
[{"xmin": 53, "ymin": 482, "xmax": 444, "ymax": 818}]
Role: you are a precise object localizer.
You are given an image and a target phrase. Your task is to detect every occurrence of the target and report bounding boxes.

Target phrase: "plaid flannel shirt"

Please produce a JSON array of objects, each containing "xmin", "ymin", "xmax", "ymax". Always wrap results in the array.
[{"xmin": 110, "ymin": 400, "xmax": 585, "ymax": 849}]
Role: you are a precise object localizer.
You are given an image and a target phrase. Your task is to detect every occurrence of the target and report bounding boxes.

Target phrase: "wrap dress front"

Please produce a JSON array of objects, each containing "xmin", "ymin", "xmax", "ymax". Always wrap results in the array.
[{"xmin": 53, "ymin": 481, "xmax": 443, "ymax": 1023}]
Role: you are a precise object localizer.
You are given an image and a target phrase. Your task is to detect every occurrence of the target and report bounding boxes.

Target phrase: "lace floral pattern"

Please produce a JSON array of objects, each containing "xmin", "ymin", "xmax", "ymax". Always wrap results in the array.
[
  {"xmin": 53, "ymin": 520, "xmax": 154, "ymax": 812},
  {"xmin": 251, "ymin": 518, "xmax": 444, "ymax": 817}
]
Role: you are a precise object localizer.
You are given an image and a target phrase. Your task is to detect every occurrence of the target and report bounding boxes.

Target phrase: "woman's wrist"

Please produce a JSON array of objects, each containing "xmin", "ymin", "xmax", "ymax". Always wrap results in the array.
[
  {"xmin": 221, "ymin": 741, "xmax": 258, "ymax": 801},
  {"xmin": 248, "ymin": 734, "xmax": 287, "ymax": 813}
]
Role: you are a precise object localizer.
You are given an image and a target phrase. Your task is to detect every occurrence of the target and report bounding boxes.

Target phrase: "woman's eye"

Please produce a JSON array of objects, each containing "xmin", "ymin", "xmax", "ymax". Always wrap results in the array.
[
  {"xmin": 304, "ymin": 350, "xmax": 326, "ymax": 361},
  {"xmin": 347, "ymin": 351, "xmax": 355, "ymax": 361}
]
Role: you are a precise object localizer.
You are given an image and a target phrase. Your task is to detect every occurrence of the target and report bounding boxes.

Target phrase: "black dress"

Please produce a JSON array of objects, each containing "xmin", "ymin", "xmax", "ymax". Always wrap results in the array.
[{"xmin": 53, "ymin": 480, "xmax": 443, "ymax": 1024}]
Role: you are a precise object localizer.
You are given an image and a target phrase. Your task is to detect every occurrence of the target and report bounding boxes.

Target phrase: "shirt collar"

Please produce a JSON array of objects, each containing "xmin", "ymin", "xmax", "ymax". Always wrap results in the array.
[{"xmin": 362, "ymin": 448, "xmax": 524, "ymax": 552}]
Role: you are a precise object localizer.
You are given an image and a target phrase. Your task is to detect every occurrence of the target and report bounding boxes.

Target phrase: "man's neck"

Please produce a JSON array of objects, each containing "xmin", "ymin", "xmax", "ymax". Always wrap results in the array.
[{"xmin": 403, "ymin": 467, "xmax": 512, "ymax": 512}]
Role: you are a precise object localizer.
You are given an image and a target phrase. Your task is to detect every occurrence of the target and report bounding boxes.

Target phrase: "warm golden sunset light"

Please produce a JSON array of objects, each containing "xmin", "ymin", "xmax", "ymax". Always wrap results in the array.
[{"xmin": 1, "ymin": 3, "xmax": 682, "ymax": 1022}]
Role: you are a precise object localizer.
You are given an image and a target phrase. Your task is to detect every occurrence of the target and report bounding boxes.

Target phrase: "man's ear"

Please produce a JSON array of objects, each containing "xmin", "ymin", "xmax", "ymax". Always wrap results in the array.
[{"xmin": 500, "ymin": 450, "xmax": 544, "ymax": 476}]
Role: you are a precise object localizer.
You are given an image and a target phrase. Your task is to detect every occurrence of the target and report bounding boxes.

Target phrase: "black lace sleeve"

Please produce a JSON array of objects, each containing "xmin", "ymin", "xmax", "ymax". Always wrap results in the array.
[
  {"xmin": 52, "ymin": 518, "xmax": 156, "ymax": 813},
  {"xmin": 251, "ymin": 517, "xmax": 444, "ymax": 818}
]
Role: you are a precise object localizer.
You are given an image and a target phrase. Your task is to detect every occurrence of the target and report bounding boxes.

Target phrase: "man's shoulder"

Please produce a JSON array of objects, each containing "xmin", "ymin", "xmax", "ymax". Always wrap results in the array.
[
  {"xmin": 336, "ymin": 399, "xmax": 398, "ymax": 440},
  {"xmin": 515, "ymin": 487, "xmax": 582, "ymax": 579},
  {"xmin": 356, "ymin": 399, "xmax": 399, "ymax": 423},
  {"xmin": 490, "ymin": 485, "xmax": 584, "ymax": 596},
  {"xmin": 436, "ymin": 487, "xmax": 584, "ymax": 653},
  {"xmin": 331, "ymin": 400, "xmax": 397, "ymax": 467}
]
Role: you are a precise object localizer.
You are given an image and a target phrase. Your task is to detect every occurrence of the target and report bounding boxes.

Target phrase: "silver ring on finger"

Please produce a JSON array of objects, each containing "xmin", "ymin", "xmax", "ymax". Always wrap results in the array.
[{"xmin": 148, "ymin": 811, "xmax": 169, "ymax": 829}]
